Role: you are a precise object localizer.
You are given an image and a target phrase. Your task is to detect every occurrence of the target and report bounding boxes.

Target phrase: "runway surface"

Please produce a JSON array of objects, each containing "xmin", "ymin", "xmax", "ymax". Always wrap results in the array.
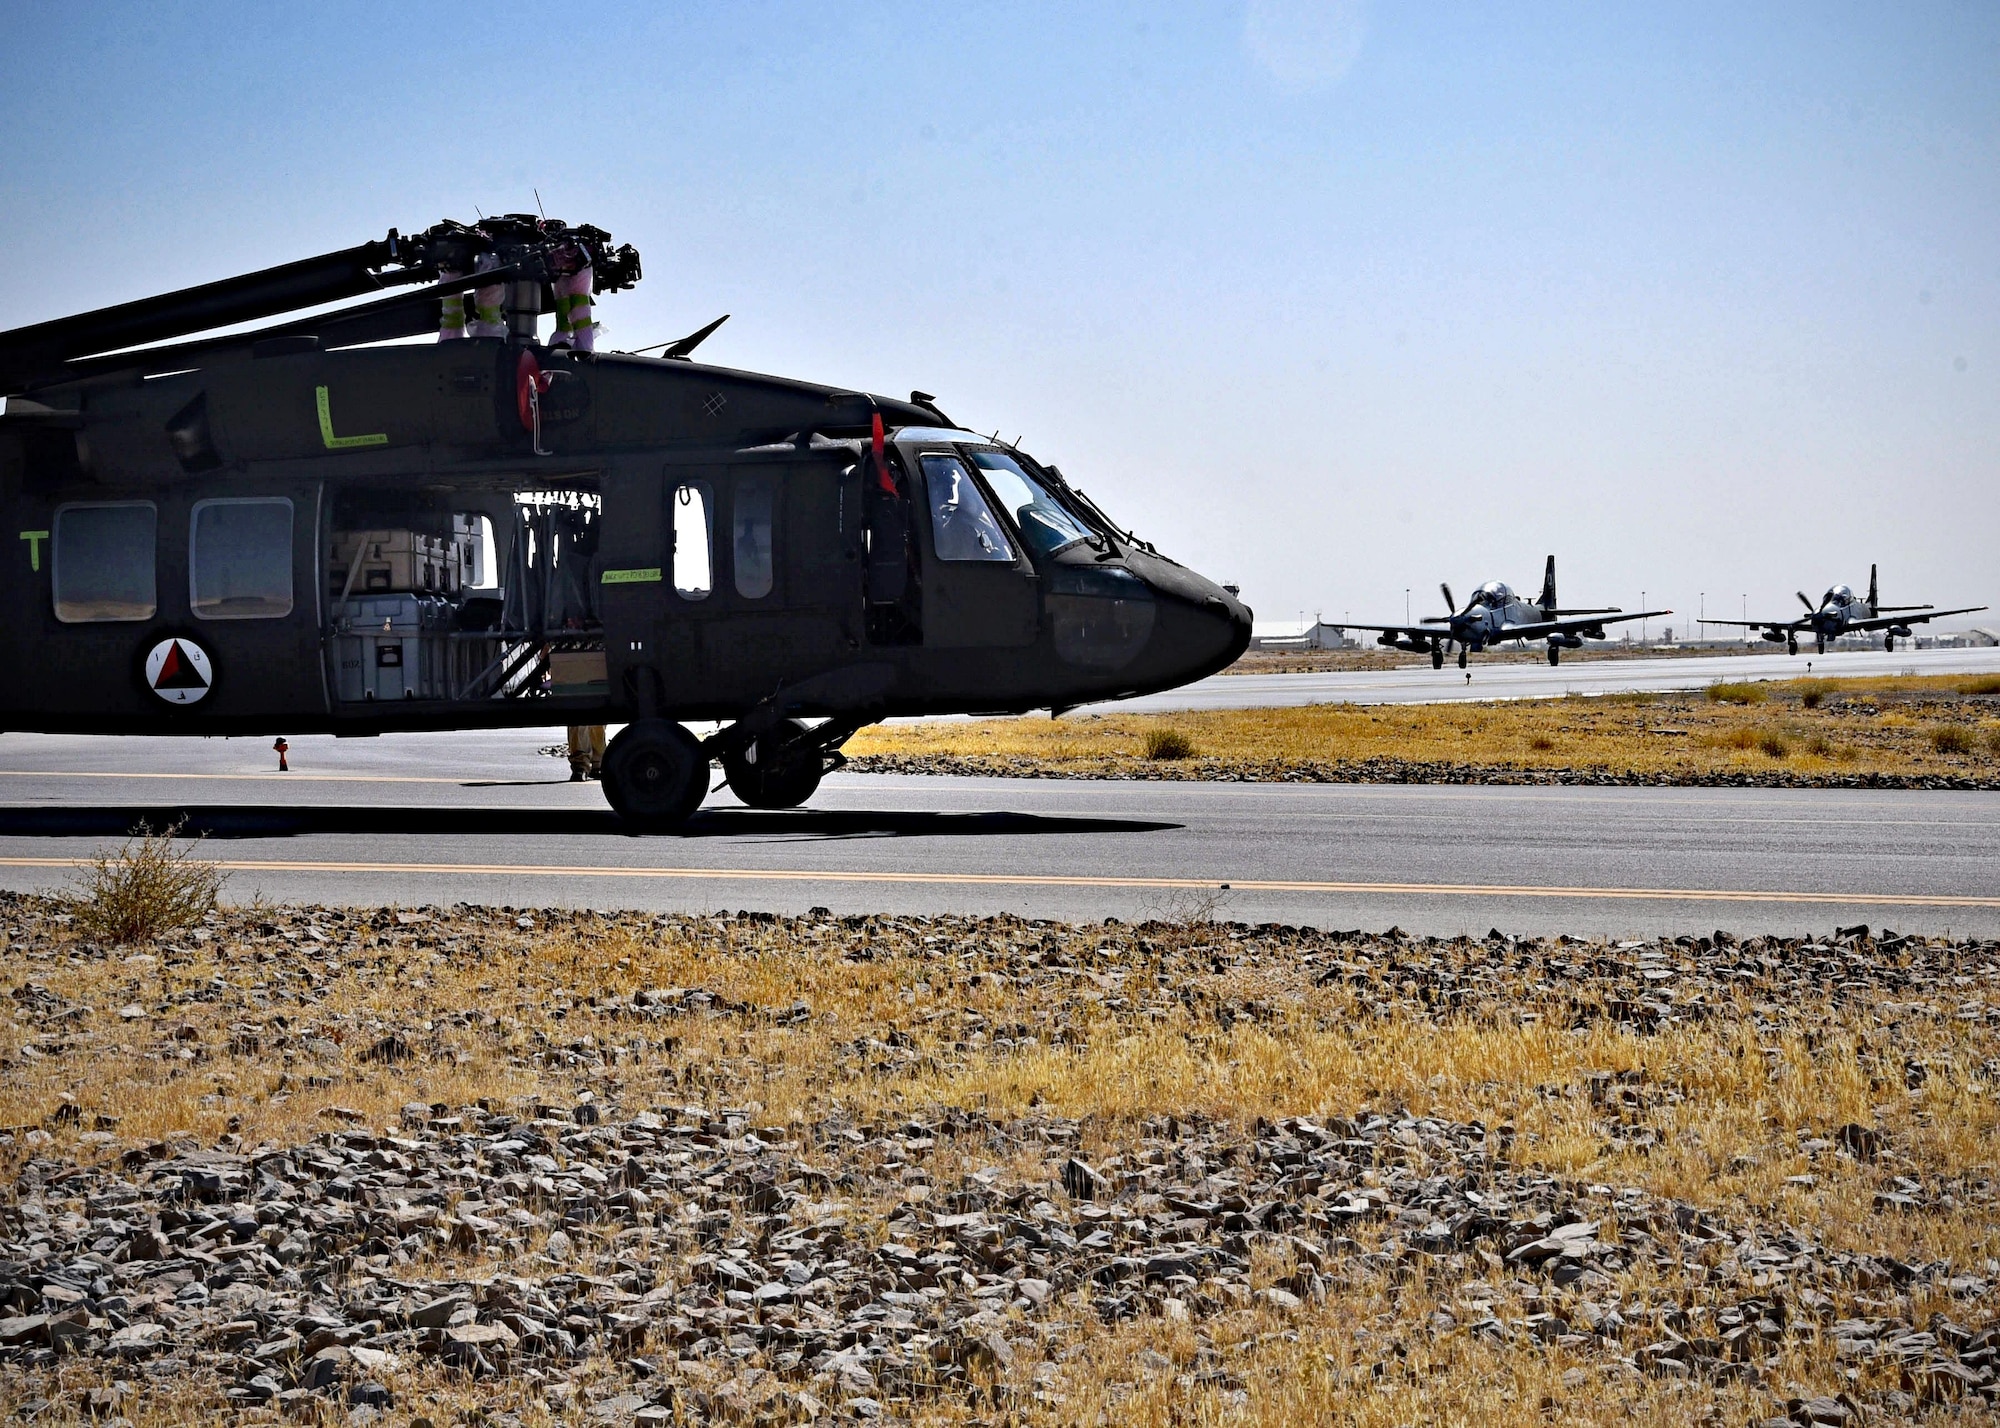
[
  {"xmin": 1108, "ymin": 645, "xmax": 2000, "ymax": 712},
  {"xmin": 0, "ymin": 729, "xmax": 1996, "ymax": 939}
]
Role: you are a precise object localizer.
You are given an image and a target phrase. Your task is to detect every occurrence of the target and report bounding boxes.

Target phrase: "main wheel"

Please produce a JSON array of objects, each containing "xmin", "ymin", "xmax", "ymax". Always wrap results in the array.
[
  {"xmin": 1457, "ymin": 650, "xmax": 1468, "ymax": 670},
  {"xmin": 1548, "ymin": 645, "xmax": 1560, "ymax": 666},
  {"xmin": 1883, "ymin": 634, "xmax": 1894, "ymax": 652},
  {"xmin": 601, "ymin": 720, "xmax": 708, "ymax": 829},
  {"xmin": 1787, "ymin": 637, "xmax": 1798, "ymax": 656},
  {"xmin": 1431, "ymin": 646, "xmax": 1444, "ymax": 670},
  {"xmin": 722, "ymin": 719, "xmax": 824, "ymax": 809}
]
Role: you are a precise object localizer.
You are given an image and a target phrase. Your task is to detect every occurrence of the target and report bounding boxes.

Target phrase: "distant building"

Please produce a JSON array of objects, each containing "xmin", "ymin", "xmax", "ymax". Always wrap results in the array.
[{"xmin": 1250, "ymin": 620, "xmax": 1356, "ymax": 651}]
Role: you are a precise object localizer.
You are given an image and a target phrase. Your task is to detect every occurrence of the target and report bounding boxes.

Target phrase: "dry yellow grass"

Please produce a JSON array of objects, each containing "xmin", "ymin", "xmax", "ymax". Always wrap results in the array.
[
  {"xmin": 2, "ymin": 893, "xmax": 1995, "ymax": 1424},
  {"xmin": 848, "ymin": 673, "xmax": 2000, "ymax": 783}
]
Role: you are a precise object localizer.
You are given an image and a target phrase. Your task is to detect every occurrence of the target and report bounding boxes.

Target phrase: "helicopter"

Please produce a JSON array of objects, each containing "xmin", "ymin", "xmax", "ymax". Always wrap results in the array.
[
  {"xmin": 1699, "ymin": 565, "xmax": 1986, "ymax": 654},
  {"xmin": 0, "ymin": 216, "xmax": 1251, "ymax": 828},
  {"xmin": 1344, "ymin": 556, "xmax": 1669, "ymax": 668}
]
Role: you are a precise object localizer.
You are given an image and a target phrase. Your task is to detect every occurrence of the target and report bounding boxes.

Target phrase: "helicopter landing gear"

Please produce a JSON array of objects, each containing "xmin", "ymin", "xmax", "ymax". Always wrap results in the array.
[
  {"xmin": 1548, "ymin": 644, "xmax": 1561, "ymax": 666},
  {"xmin": 1456, "ymin": 649, "xmax": 1468, "ymax": 670},
  {"xmin": 601, "ymin": 719, "xmax": 708, "ymax": 830},
  {"xmin": 1431, "ymin": 645, "xmax": 1444, "ymax": 670},
  {"xmin": 721, "ymin": 718, "xmax": 824, "ymax": 809}
]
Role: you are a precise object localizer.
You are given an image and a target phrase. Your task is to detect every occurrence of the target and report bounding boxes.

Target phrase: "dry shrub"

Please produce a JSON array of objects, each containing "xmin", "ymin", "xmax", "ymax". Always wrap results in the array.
[
  {"xmin": 1797, "ymin": 680, "xmax": 1834, "ymax": 709},
  {"xmin": 71, "ymin": 821, "xmax": 227, "ymax": 945},
  {"xmin": 1960, "ymin": 674, "xmax": 2000, "ymax": 696},
  {"xmin": 1527, "ymin": 733, "xmax": 1556, "ymax": 752},
  {"xmin": 1143, "ymin": 728, "xmax": 1197, "ymax": 760},
  {"xmin": 1706, "ymin": 681, "xmax": 1768, "ymax": 705},
  {"xmin": 1757, "ymin": 729, "xmax": 1791, "ymax": 759},
  {"xmin": 1928, "ymin": 724, "xmax": 1976, "ymax": 755},
  {"xmin": 1990, "ymin": 727, "xmax": 2000, "ymax": 756},
  {"xmin": 1803, "ymin": 732, "xmax": 1836, "ymax": 759}
]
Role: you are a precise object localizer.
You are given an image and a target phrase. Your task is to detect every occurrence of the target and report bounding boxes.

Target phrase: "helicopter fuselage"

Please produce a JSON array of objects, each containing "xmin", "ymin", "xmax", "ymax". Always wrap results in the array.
[{"xmin": 0, "ymin": 340, "xmax": 1250, "ymax": 740}]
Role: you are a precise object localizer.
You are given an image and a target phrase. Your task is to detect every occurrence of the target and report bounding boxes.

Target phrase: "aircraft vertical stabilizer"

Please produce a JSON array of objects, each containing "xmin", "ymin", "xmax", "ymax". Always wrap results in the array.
[
  {"xmin": 1868, "ymin": 563, "xmax": 1879, "ymax": 611},
  {"xmin": 1538, "ymin": 555, "xmax": 1557, "ymax": 614}
]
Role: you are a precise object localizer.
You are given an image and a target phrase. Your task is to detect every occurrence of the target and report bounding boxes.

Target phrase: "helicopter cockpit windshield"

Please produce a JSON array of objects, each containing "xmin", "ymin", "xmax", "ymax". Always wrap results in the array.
[{"xmin": 970, "ymin": 451, "xmax": 1094, "ymax": 558}]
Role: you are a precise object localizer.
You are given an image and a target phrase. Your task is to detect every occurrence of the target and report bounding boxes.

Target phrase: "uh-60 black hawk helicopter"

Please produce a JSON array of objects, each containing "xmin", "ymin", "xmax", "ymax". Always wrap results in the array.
[{"xmin": 0, "ymin": 216, "xmax": 1250, "ymax": 827}]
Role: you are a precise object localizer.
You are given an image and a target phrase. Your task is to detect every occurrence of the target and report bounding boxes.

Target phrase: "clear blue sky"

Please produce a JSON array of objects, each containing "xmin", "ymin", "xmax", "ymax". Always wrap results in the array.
[{"xmin": 4, "ymin": 2, "xmax": 1995, "ymax": 630}]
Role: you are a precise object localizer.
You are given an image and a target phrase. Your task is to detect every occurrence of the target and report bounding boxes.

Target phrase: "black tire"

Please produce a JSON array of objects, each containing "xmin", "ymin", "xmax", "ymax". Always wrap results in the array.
[
  {"xmin": 1457, "ymin": 650, "xmax": 1468, "ymax": 670},
  {"xmin": 1430, "ymin": 647, "xmax": 1443, "ymax": 670},
  {"xmin": 722, "ymin": 719, "xmax": 824, "ymax": 810},
  {"xmin": 601, "ymin": 720, "xmax": 708, "ymax": 829},
  {"xmin": 1787, "ymin": 638, "xmax": 1798, "ymax": 656},
  {"xmin": 1548, "ymin": 645, "xmax": 1560, "ymax": 666},
  {"xmin": 1883, "ymin": 634, "xmax": 1894, "ymax": 653}
]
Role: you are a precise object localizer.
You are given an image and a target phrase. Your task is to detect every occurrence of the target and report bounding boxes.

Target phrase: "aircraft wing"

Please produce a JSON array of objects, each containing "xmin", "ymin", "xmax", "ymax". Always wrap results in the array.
[
  {"xmin": 1843, "ymin": 605, "xmax": 1989, "ymax": 633},
  {"xmin": 1505, "ymin": 609, "xmax": 1673, "ymax": 642},
  {"xmin": 1337, "ymin": 622, "xmax": 1442, "ymax": 641},
  {"xmin": 1699, "ymin": 617, "xmax": 1806, "ymax": 631}
]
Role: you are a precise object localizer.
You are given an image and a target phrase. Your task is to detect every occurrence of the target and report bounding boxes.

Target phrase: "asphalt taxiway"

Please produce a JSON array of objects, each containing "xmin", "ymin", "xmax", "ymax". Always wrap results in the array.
[
  {"xmin": 0, "ymin": 729, "xmax": 1994, "ymax": 939},
  {"xmin": 1112, "ymin": 645, "xmax": 2000, "ymax": 712}
]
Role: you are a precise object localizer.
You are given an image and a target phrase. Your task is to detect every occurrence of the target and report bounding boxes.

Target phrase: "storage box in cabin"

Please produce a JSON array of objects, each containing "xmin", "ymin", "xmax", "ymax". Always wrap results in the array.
[
  {"xmin": 333, "ymin": 594, "xmax": 453, "ymax": 701},
  {"xmin": 328, "ymin": 530, "xmax": 448, "ymax": 598},
  {"xmin": 547, "ymin": 650, "xmax": 608, "ymax": 696}
]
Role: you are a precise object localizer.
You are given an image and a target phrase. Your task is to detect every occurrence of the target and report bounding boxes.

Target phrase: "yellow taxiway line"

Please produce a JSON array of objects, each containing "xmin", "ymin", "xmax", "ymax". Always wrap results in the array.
[{"xmin": 0, "ymin": 856, "xmax": 1994, "ymax": 908}]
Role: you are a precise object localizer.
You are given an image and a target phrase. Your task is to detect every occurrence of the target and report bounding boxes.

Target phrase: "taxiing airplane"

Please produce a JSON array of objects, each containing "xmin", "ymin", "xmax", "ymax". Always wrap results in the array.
[
  {"xmin": 1346, "ymin": 557, "xmax": 1670, "ymax": 668},
  {"xmin": 1699, "ymin": 566, "xmax": 1986, "ymax": 655}
]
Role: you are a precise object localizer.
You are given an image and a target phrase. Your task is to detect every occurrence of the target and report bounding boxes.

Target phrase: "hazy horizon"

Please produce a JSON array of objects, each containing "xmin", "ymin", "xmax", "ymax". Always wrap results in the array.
[{"xmin": 4, "ymin": 2, "xmax": 1995, "ymax": 630}]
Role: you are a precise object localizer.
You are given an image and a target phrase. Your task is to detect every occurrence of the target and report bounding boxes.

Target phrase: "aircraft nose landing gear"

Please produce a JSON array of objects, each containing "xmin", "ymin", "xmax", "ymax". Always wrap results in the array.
[
  {"xmin": 1431, "ymin": 645, "xmax": 1444, "ymax": 670},
  {"xmin": 1457, "ymin": 650, "xmax": 1468, "ymax": 670}
]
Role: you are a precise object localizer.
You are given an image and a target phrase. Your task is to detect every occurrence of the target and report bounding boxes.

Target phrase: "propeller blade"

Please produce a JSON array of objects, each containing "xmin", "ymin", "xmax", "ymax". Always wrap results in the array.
[
  {"xmin": 1440, "ymin": 583, "xmax": 1456, "ymax": 615},
  {"xmin": 1797, "ymin": 591, "xmax": 1815, "ymax": 612}
]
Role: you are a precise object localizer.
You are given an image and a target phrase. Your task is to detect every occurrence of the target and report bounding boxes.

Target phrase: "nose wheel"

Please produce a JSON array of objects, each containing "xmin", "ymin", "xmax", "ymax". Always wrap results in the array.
[{"xmin": 1457, "ymin": 649, "xmax": 1468, "ymax": 670}]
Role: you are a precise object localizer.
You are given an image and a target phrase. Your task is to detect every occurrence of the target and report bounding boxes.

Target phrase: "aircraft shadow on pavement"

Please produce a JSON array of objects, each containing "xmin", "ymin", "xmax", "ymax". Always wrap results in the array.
[{"xmin": 0, "ymin": 805, "xmax": 1179, "ymax": 842}]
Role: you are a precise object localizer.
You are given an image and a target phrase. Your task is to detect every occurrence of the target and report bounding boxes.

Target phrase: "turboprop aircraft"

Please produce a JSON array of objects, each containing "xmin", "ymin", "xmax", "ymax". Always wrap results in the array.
[
  {"xmin": 1699, "ymin": 566, "xmax": 1986, "ymax": 655},
  {"xmin": 1344, "ymin": 556, "xmax": 1669, "ymax": 668},
  {"xmin": 0, "ymin": 216, "xmax": 1251, "ymax": 828}
]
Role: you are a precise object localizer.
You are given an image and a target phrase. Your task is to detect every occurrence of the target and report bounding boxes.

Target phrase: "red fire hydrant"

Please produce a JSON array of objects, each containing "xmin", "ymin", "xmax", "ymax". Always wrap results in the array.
[{"xmin": 273, "ymin": 737, "xmax": 289, "ymax": 772}]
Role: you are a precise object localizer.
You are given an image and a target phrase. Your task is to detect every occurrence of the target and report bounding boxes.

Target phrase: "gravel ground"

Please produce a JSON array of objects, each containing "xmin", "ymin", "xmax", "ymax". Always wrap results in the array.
[
  {"xmin": 845, "ymin": 752, "xmax": 2000, "ymax": 790},
  {"xmin": 1, "ymin": 899, "xmax": 1997, "ymax": 1424}
]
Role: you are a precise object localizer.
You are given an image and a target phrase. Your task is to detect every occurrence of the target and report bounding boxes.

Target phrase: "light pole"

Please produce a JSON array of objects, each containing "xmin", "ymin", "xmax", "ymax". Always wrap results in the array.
[
  {"xmin": 1405, "ymin": 588, "xmax": 1411, "ymax": 625},
  {"xmin": 1641, "ymin": 591, "xmax": 1647, "ymax": 646}
]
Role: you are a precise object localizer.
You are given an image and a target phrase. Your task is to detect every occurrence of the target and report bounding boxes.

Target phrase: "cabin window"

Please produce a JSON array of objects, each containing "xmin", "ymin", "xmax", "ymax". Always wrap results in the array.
[
  {"xmin": 52, "ymin": 502, "xmax": 157, "ymax": 623},
  {"xmin": 921, "ymin": 454, "xmax": 1013, "ymax": 562},
  {"xmin": 190, "ymin": 497, "xmax": 294, "ymax": 619},
  {"xmin": 672, "ymin": 483, "xmax": 712, "ymax": 599},
  {"xmin": 732, "ymin": 477, "xmax": 775, "ymax": 599}
]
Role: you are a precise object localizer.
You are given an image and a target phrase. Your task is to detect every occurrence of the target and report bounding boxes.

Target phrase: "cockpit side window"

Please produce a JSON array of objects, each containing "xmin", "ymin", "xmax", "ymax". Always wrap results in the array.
[
  {"xmin": 52, "ymin": 502, "xmax": 157, "ymax": 623},
  {"xmin": 920, "ymin": 454, "xmax": 1014, "ymax": 562},
  {"xmin": 969, "ymin": 451, "xmax": 1093, "ymax": 558}
]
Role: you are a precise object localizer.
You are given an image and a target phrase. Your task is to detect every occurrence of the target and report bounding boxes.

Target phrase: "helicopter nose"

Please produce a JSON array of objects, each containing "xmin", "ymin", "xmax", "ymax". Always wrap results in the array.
[{"xmin": 1137, "ymin": 569, "xmax": 1252, "ymax": 685}]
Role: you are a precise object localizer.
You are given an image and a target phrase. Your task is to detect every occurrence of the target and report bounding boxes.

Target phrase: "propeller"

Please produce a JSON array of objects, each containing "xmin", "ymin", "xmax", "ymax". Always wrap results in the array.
[
  {"xmin": 1440, "ymin": 583, "xmax": 1457, "ymax": 616},
  {"xmin": 1797, "ymin": 591, "xmax": 1816, "ymax": 612}
]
